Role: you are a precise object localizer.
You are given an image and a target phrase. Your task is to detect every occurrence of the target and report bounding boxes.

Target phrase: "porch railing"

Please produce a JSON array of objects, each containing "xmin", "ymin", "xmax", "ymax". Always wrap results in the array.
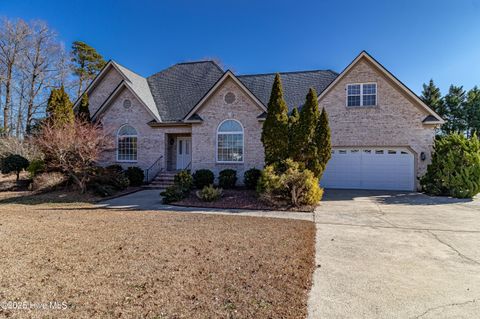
[{"xmin": 144, "ymin": 155, "xmax": 164, "ymax": 183}]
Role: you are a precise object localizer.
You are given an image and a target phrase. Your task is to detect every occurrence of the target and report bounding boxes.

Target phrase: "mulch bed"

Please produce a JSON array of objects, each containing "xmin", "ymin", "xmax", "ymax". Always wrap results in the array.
[
  {"xmin": 174, "ymin": 188, "xmax": 315, "ymax": 212},
  {"xmin": 0, "ymin": 204, "xmax": 315, "ymax": 318}
]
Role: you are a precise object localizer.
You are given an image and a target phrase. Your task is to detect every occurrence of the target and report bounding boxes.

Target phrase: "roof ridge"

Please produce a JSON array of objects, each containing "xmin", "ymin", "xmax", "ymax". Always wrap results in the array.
[
  {"xmin": 177, "ymin": 60, "xmax": 217, "ymax": 65},
  {"xmin": 177, "ymin": 60, "xmax": 224, "ymax": 73},
  {"xmin": 238, "ymin": 68, "xmax": 338, "ymax": 78},
  {"xmin": 147, "ymin": 60, "xmax": 224, "ymax": 79},
  {"xmin": 112, "ymin": 60, "xmax": 146, "ymax": 78}
]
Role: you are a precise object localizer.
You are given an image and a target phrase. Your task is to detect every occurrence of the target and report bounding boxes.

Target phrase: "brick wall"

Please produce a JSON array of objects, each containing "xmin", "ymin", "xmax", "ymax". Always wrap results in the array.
[
  {"xmin": 318, "ymin": 57, "xmax": 437, "ymax": 187},
  {"xmin": 191, "ymin": 78, "xmax": 265, "ymax": 184},
  {"xmin": 89, "ymin": 66, "xmax": 123, "ymax": 116},
  {"xmin": 97, "ymin": 87, "xmax": 191, "ymax": 172}
]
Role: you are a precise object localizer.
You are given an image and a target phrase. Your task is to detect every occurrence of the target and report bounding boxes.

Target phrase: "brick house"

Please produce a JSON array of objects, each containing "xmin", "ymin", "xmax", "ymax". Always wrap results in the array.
[{"xmin": 74, "ymin": 51, "xmax": 443, "ymax": 191}]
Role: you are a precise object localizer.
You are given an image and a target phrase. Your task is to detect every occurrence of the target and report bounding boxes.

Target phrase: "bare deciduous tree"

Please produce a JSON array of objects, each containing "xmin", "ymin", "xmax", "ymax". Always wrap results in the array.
[
  {"xmin": 24, "ymin": 21, "xmax": 62, "ymax": 133},
  {"xmin": 0, "ymin": 18, "xmax": 30, "ymax": 133},
  {"xmin": 34, "ymin": 119, "xmax": 113, "ymax": 193}
]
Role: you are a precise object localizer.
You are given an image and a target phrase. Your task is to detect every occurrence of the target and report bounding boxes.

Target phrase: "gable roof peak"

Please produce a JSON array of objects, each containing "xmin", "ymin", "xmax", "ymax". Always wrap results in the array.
[
  {"xmin": 183, "ymin": 69, "xmax": 267, "ymax": 121},
  {"xmin": 317, "ymin": 50, "xmax": 444, "ymax": 124},
  {"xmin": 111, "ymin": 60, "xmax": 146, "ymax": 79}
]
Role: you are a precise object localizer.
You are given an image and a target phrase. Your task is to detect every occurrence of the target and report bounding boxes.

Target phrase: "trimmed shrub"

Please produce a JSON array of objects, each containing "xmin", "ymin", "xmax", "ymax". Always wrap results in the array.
[
  {"xmin": 257, "ymin": 159, "xmax": 323, "ymax": 207},
  {"xmin": 174, "ymin": 170, "xmax": 193, "ymax": 192},
  {"xmin": 196, "ymin": 185, "xmax": 223, "ymax": 202},
  {"xmin": 193, "ymin": 169, "xmax": 214, "ymax": 189},
  {"xmin": 113, "ymin": 173, "xmax": 130, "ymax": 190},
  {"xmin": 88, "ymin": 167, "xmax": 130, "ymax": 191},
  {"xmin": 91, "ymin": 183, "xmax": 118, "ymax": 197},
  {"xmin": 280, "ymin": 162, "xmax": 323, "ymax": 206},
  {"xmin": 31, "ymin": 172, "xmax": 67, "ymax": 192},
  {"xmin": 106, "ymin": 164, "xmax": 123, "ymax": 173},
  {"xmin": 219, "ymin": 169, "xmax": 237, "ymax": 188},
  {"xmin": 1, "ymin": 154, "xmax": 30, "ymax": 180},
  {"xmin": 27, "ymin": 159, "xmax": 46, "ymax": 178},
  {"xmin": 126, "ymin": 166, "xmax": 144, "ymax": 186},
  {"xmin": 161, "ymin": 185, "xmax": 185, "ymax": 204},
  {"xmin": 244, "ymin": 168, "xmax": 262, "ymax": 190},
  {"xmin": 256, "ymin": 165, "xmax": 282, "ymax": 195},
  {"xmin": 420, "ymin": 134, "xmax": 480, "ymax": 198},
  {"xmin": 160, "ymin": 170, "xmax": 193, "ymax": 204}
]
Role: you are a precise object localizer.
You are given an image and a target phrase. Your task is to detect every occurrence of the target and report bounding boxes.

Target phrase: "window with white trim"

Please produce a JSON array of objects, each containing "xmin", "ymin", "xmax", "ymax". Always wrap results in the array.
[
  {"xmin": 347, "ymin": 83, "xmax": 377, "ymax": 107},
  {"xmin": 117, "ymin": 125, "xmax": 138, "ymax": 162},
  {"xmin": 217, "ymin": 120, "xmax": 243, "ymax": 162}
]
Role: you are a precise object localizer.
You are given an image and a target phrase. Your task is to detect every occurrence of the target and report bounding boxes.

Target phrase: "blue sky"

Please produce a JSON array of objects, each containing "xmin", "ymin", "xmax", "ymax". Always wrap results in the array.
[{"xmin": 2, "ymin": 0, "xmax": 480, "ymax": 94}]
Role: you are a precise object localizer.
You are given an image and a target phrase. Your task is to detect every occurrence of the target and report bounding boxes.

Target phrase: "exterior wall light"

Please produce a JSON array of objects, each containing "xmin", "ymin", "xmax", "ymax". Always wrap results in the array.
[{"xmin": 420, "ymin": 152, "xmax": 426, "ymax": 161}]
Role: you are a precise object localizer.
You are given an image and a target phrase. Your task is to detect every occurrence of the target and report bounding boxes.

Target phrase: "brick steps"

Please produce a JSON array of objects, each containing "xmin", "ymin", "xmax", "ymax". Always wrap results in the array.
[{"xmin": 144, "ymin": 171, "xmax": 177, "ymax": 189}]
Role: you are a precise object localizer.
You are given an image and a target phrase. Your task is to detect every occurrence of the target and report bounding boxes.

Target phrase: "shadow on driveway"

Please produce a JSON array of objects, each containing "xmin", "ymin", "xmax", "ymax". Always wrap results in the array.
[{"xmin": 323, "ymin": 189, "xmax": 474, "ymax": 205}]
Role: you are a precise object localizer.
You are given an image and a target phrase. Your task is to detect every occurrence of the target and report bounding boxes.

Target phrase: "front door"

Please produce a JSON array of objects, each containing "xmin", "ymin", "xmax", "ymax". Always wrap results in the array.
[{"xmin": 176, "ymin": 137, "xmax": 192, "ymax": 170}]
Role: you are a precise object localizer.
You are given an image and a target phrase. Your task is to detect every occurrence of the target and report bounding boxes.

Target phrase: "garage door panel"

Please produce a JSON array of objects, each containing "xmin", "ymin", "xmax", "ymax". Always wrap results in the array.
[
  {"xmin": 321, "ymin": 151, "xmax": 361, "ymax": 189},
  {"xmin": 320, "ymin": 148, "xmax": 414, "ymax": 191}
]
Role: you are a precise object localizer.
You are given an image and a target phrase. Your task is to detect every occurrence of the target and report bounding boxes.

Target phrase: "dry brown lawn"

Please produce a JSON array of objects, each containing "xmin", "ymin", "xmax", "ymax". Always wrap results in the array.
[{"xmin": 0, "ymin": 199, "xmax": 315, "ymax": 318}]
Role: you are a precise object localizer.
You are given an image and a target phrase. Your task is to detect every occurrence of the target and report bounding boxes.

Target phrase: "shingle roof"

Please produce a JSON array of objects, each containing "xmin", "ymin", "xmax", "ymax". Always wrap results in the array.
[
  {"xmin": 110, "ymin": 60, "xmax": 339, "ymax": 122},
  {"xmin": 112, "ymin": 62, "xmax": 161, "ymax": 121},
  {"xmin": 238, "ymin": 70, "xmax": 338, "ymax": 112},
  {"xmin": 147, "ymin": 61, "xmax": 224, "ymax": 121}
]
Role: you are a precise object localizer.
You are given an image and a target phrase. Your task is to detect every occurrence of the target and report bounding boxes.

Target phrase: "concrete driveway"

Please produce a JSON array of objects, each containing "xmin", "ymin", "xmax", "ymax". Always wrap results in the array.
[{"xmin": 308, "ymin": 190, "xmax": 480, "ymax": 319}]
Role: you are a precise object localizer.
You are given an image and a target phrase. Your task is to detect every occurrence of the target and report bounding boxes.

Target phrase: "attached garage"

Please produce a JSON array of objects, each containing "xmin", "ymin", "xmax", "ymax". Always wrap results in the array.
[{"xmin": 320, "ymin": 148, "xmax": 415, "ymax": 191}]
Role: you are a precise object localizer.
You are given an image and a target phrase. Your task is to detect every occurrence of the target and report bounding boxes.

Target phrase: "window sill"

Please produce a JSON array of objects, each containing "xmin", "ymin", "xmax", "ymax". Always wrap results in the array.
[
  {"xmin": 216, "ymin": 161, "xmax": 244, "ymax": 165},
  {"xmin": 346, "ymin": 105, "xmax": 379, "ymax": 109},
  {"xmin": 116, "ymin": 160, "xmax": 138, "ymax": 163}
]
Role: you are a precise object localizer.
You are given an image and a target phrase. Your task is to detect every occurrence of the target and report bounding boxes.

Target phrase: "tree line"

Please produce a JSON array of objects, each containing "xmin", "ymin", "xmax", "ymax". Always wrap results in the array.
[
  {"xmin": 421, "ymin": 80, "xmax": 480, "ymax": 136},
  {"xmin": 0, "ymin": 17, "xmax": 106, "ymax": 137}
]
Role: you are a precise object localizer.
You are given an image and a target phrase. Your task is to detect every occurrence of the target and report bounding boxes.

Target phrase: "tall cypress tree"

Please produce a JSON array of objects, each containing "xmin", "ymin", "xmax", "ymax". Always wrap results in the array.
[
  {"xmin": 261, "ymin": 74, "xmax": 289, "ymax": 166},
  {"xmin": 294, "ymin": 88, "xmax": 320, "ymax": 166},
  {"xmin": 313, "ymin": 108, "xmax": 332, "ymax": 178},
  {"xmin": 77, "ymin": 93, "xmax": 91, "ymax": 122},
  {"xmin": 288, "ymin": 107, "xmax": 300, "ymax": 159},
  {"xmin": 46, "ymin": 86, "xmax": 74, "ymax": 127}
]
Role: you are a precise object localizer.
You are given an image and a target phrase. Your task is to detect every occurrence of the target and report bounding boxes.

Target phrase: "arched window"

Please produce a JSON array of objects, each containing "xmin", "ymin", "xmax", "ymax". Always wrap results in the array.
[
  {"xmin": 117, "ymin": 125, "xmax": 138, "ymax": 162},
  {"xmin": 217, "ymin": 119, "xmax": 243, "ymax": 162}
]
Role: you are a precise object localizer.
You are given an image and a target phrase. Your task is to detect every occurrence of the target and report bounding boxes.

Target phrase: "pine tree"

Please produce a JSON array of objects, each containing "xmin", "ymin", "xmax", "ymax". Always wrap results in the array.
[
  {"xmin": 288, "ymin": 107, "xmax": 300, "ymax": 158},
  {"xmin": 46, "ymin": 86, "xmax": 74, "ymax": 127},
  {"xmin": 443, "ymin": 85, "xmax": 467, "ymax": 134},
  {"xmin": 77, "ymin": 93, "xmax": 91, "ymax": 122},
  {"xmin": 421, "ymin": 79, "xmax": 445, "ymax": 116},
  {"xmin": 294, "ymin": 88, "xmax": 320, "ymax": 166},
  {"xmin": 261, "ymin": 74, "xmax": 289, "ymax": 166},
  {"xmin": 465, "ymin": 86, "xmax": 480, "ymax": 137},
  {"xmin": 71, "ymin": 41, "xmax": 106, "ymax": 99},
  {"xmin": 313, "ymin": 108, "xmax": 332, "ymax": 178}
]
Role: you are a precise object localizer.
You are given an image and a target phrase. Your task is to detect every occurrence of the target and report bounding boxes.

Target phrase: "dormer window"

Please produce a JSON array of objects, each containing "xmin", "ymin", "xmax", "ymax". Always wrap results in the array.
[{"xmin": 347, "ymin": 83, "xmax": 377, "ymax": 107}]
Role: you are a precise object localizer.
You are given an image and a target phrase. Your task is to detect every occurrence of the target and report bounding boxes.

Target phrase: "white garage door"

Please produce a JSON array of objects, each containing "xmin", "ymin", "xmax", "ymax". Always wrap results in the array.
[{"xmin": 320, "ymin": 148, "xmax": 415, "ymax": 191}]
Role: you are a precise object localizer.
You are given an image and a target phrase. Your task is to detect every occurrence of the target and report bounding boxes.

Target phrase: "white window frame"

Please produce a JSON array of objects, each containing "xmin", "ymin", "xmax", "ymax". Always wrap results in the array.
[
  {"xmin": 346, "ymin": 83, "xmax": 377, "ymax": 107},
  {"xmin": 216, "ymin": 119, "xmax": 244, "ymax": 163},
  {"xmin": 116, "ymin": 124, "xmax": 138, "ymax": 163}
]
